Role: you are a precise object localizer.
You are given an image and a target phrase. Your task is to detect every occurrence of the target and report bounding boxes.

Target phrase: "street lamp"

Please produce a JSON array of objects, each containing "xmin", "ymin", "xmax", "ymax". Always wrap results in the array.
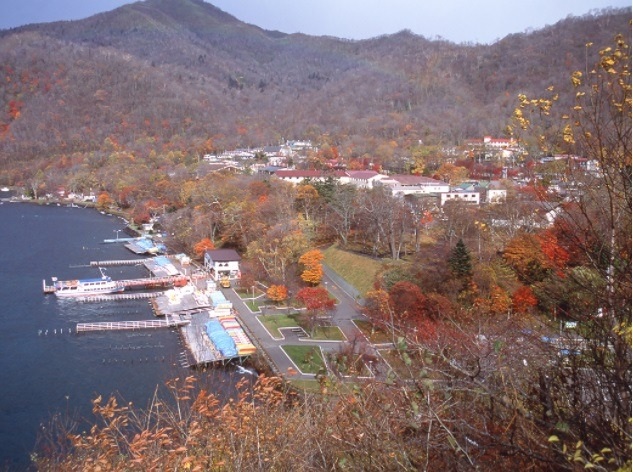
[{"xmin": 114, "ymin": 229, "xmax": 121, "ymax": 240}]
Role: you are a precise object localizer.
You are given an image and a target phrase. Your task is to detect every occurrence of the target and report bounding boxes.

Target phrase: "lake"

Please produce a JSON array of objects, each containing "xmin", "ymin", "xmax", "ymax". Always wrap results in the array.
[{"xmin": 0, "ymin": 202, "xmax": 241, "ymax": 470}]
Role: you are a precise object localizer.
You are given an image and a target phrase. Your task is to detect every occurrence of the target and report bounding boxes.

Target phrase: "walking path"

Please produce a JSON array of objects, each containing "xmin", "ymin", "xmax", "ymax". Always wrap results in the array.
[{"xmin": 223, "ymin": 271, "xmax": 381, "ymax": 381}]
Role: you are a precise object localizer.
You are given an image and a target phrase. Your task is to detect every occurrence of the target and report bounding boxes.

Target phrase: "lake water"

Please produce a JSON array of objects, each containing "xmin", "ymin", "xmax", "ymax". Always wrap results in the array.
[{"xmin": 0, "ymin": 203, "xmax": 241, "ymax": 470}]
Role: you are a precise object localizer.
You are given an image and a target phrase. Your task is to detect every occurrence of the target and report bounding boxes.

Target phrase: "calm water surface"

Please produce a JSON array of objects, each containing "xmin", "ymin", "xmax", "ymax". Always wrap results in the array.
[{"xmin": 0, "ymin": 203, "xmax": 240, "ymax": 470}]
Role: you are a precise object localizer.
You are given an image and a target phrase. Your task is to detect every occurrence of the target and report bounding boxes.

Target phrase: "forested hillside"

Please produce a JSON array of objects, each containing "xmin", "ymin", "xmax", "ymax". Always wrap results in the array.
[
  {"xmin": 3, "ymin": 2, "xmax": 630, "ymax": 470},
  {"xmin": 0, "ymin": 0, "xmax": 629, "ymax": 188}
]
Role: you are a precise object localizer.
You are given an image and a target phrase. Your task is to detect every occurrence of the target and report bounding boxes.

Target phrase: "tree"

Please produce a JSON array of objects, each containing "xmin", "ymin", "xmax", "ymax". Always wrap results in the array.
[
  {"xmin": 96, "ymin": 192, "xmax": 113, "ymax": 210},
  {"xmin": 511, "ymin": 285, "xmax": 538, "ymax": 315},
  {"xmin": 266, "ymin": 285, "xmax": 288, "ymax": 304},
  {"xmin": 193, "ymin": 237, "xmax": 214, "ymax": 259},
  {"xmin": 503, "ymin": 232, "xmax": 550, "ymax": 284},
  {"xmin": 324, "ymin": 184, "xmax": 358, "ymax": 247},
  {"xmin": 434, "ymin": 162, "xmax": 469, "ymax": 184},
  {"xmin": 298, "ymin": 249, "xmax": 324, "ymax": 285},
  {"xmin": 296, "ymin": 286, "xmax": 336, "ymax": 335},
  {"xmin": 388, "ymin": 281, "xmax": 429, "ymax": 327},
  {"xmin": 296, "ymin": 286, "xmax": 335, "ymax": 313},
  {"xmin": 448, "ymin": 239, "xmax": 472, "ymax": 279},
  {"xmin": 509, "ymin": 35, "xmax": 632, "ymax": 468},
  {"xmin": 246, "ymin": 223, "xmax": 308, "ymax": 283}
]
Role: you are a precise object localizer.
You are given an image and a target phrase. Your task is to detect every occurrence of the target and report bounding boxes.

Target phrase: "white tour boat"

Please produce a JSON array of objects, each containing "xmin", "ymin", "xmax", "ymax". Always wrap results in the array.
[{"xmin": 52, "ymin": 274, "xmax": 123, "ymax": 297}]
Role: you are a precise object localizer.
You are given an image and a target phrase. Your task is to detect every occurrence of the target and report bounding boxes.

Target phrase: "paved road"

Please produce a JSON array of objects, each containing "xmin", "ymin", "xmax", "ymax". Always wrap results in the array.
[{"xmin": 223, "ymin": 272, "xmax": 374, "ymax": 381}]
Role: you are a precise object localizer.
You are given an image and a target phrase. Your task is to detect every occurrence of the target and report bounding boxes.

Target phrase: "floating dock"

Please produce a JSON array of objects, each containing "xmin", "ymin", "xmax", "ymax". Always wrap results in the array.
[
  {"xmin": 76, "ymin": 318, "xmax": 189, "ymax": 333},
  {"xmin": 90, "ymin": 259, "xmax": 146, "ymax": 267},
  {"xmin": 78, "ymin": 292, "xmax": 161, "ymax": 302}
]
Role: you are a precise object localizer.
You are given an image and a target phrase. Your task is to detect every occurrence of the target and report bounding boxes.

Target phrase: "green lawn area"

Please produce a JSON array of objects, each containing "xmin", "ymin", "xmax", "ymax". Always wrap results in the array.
[
  {"xmin": 323, "ymin": 244, "xmax": 383, "ymax": 296},
  {"xmin": 235, "ymin": 287, "xmax": 265, "ymax": 300},
  {"xmin": 244, "ymin": 300, "xmax": 260, "ymax": 312},
  {"xmin": 309, "ymin": 326, "xmax": 346, "ymax": 341},
  {"xmin": 282, "ymin": 345, "xmax": 325, "ymax": 374},
  {"xmin": 258, "ymin": 313, "xmax": 347, "ymax": 341},
  {"xmin": 258, "ymin": 314, "xmax": 301, "ymax": 338}
]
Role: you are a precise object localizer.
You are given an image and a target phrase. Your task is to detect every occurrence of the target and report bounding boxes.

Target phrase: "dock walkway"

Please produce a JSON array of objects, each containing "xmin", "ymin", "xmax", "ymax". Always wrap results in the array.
[
  {"xmin": 90, "ymin": 259, "xmax": 146, "ymax": 267},
  {"xmin": 80, "ymin": 292, "xmax": 160, "ymax": 302},
  {"xmin": 76, "ymin": 318, "xmax": 189, "ymax": 333}
]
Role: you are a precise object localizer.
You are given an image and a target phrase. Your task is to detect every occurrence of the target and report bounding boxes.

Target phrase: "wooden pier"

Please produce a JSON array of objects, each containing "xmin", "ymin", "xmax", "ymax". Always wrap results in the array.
[
  {"xmin": 79, "ymin": 292, "xmax": 161, "ymax": 302},
  {"xmin": 76, "ymin": 318, "xmax": 189, "ymax": 333},
  {"xmin": 90, "ymin": 259, "xmax": 146, "ymax": 267}
]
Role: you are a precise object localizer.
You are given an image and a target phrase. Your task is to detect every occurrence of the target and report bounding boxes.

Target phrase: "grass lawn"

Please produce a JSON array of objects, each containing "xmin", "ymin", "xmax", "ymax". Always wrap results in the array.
[
  {"xmin": 258, "ymin": 314, "xmax": 347, "ymax": 341},
  {"xmin": 282, "ymin": 345, "xmax": 325, "ymax": 374},
  {"xmin": 323, "ymin": 244, "xmax": 383, "ymax": 296},
  {"xmin": 258, "ymin": 314, "xmax": 300, "ymax": 338},
  {"xmin": 244, "ymin": 300, "xmax": 260, "ymax": 312},
  {"xmin": 353, "ymin": 319, "xmax": 393, "ymax": 344},
  {"xmin": 309, "ymin": 326, "xmax": 346, "ymax": 341},
  {"xmin": 235, "ymin": 287, "xmax": 265, "ymax": 298}
]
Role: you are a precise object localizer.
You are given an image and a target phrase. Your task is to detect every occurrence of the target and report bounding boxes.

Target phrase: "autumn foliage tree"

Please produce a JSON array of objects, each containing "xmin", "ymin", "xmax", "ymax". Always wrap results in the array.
[
  {"xmin": 511, "ymin": 285, "xmax": 538, "ymax": 315},
  {"xmin": 296, "ymin": 286, "xmax": 335, "ymax": 313},
  {"xmin": 96, "ymin": 192, "xmax": 113, "ymax": 210},
  {"xmin": 508, "ymin": 34, "xmax": 632, "ymax": 468},
  {"xmin": 193, "ymin": 237, "xmax": 214, "ymax": 259},
  {"xmin": 298, "ymin": 249, "xmax": 324, "ymax": 285},
  {"xmin": 266, "ymin": 285, "xmax": 288, "ymax": 304}
]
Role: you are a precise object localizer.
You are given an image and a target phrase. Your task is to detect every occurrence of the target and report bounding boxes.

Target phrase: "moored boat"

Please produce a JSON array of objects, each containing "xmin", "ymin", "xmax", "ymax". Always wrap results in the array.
[{"xmin": 52, "ymin": 276, "xmax": 124, "ymax": 297}]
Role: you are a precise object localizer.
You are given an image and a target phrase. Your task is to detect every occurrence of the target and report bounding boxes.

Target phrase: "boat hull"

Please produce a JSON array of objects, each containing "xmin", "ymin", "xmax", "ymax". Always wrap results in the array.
[{"xmin": 53, "ymin": 277, "xmax": 124, "ymax": 297}]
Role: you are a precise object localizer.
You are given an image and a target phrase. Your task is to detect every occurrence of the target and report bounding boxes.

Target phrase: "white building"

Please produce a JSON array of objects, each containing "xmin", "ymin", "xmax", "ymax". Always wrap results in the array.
[
  {"xmin": 204, "ymin": 249, "xmax": 242, "ymax": 282},
  {"xmin": 440, "ymin": 191, "xmax": 480, "ymax": 206},
  {"xmin": 343, "ymin": 170, "xmax": 388, "ymax": 189},
  {"xmin": 376, "ymin": 174, "xmax": 450, "ymax": 196}
]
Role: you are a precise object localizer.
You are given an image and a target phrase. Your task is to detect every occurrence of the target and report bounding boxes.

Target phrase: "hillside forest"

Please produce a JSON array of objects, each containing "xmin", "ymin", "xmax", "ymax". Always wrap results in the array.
[{"xmin": 0, "ymin": 1, "xmax": 630, "ymax": 470}]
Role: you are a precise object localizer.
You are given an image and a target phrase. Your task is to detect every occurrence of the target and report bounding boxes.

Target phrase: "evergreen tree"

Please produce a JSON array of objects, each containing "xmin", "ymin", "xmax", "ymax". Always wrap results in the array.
[{"xmin": 448, "ymin": 239, "xmax": 472, "ymax": 278}]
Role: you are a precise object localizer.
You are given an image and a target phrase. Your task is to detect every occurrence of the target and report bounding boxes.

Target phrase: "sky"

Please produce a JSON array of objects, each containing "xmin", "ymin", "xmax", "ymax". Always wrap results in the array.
[{"xmin": 0, "ymin": 0, "xmax": 630, "ymax": 44}]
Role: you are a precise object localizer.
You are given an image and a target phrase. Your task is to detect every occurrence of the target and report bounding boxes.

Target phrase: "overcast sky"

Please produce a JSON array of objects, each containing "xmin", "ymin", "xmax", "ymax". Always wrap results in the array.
[{"xmin": 0, "ymin": 0, "xmax": 629, "ymax": 43}]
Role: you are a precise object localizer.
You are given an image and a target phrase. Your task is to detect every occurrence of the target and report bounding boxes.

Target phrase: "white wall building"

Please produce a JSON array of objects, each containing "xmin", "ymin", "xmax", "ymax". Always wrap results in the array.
[
  {"xmin": 440, "ymin": 191, "xmax": 480, "ymax": 206},
  {"xmin": 376, "ymin": 175, "xmax": 450, "ymax": 196},
  {"xmin": 204, "ymin": 249, "xmax": 242, "ymax": 282}
]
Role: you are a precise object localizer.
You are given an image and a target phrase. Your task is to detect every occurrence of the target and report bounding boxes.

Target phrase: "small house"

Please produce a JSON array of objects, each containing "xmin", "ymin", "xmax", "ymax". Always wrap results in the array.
[{"xmin": 204, "ymin": 249, "xmax": 242, "ymax": 282}]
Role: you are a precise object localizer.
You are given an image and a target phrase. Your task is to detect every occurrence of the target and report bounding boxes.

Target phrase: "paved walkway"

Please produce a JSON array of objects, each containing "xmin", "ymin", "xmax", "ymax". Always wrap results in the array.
[{"xmin": 222, "ymin": 272, "xmax": 381, "ymax": 381}]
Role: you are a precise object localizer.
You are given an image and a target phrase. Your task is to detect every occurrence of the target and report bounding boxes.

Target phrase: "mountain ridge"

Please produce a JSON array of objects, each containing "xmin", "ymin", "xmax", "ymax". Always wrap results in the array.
[{"xmin": 0, "ymin": 1, "xmax": 630, "ymax": 175}]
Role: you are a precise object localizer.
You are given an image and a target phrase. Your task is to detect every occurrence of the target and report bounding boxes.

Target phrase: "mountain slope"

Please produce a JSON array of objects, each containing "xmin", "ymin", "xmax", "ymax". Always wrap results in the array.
[{"xmin": 0, "ymin": 0, "xmax": 630, "ymax": 172}]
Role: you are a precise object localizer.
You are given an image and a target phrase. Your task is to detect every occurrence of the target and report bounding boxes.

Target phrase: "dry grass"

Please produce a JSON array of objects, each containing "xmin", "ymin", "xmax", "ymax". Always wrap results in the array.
[{"xmin": 322, "ymin": 244, "xmax": 383, "ymax": 296}]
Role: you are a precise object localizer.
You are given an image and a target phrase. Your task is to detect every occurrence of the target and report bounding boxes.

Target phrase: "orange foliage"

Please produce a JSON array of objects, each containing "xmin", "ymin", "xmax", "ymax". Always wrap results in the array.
[
  {"xmin": 296, "ymin": 286, "xmax": 335, "ymax": 312},
  {"xmin": 537, "ymin": 229, "xmax": 569, "ymax": 275},
  {"xmin": 298, "ymin": 249, "xmax": 324, "ymax": 285},
  {"xmin": 487, "ymin": 285, "xmax": 512, "ymax": 316},
  {"xmin": 512, "ymin": 285, "xmax": 538, "ymax": 314},
  {"xmin": 388, "ymin": 281, "xmax": 429, "ymax": 323},
  {"xmin": 96, "ymin": 192, "xmax": 113, "ymax": 210},
  {"xmin": 267, "ymin": 285, "xmax": 288, "ymax": 303},
  {"xmin": 193, "ymin": 237, "xmax": 215, "ymax": 258}
]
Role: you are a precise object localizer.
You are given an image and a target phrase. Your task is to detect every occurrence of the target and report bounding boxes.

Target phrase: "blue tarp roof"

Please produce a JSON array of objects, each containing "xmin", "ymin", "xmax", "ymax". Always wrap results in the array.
[
  {"xmin": 209, "ymin": 291, "xmax": 229, "ymax": 307},
  {"xmin": 205, "ymin": 320, "xmax": 237, "ymax": 358}
]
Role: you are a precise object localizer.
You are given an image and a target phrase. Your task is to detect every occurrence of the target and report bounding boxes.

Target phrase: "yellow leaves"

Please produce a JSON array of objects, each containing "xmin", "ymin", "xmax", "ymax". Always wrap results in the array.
[
  {"xmin": 571, "ymin": 71, "xmax": 583, "ymax": 87},
  {"xmin": 562, "ymin": 124, "xmax": 575, "ymax": 144}
]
